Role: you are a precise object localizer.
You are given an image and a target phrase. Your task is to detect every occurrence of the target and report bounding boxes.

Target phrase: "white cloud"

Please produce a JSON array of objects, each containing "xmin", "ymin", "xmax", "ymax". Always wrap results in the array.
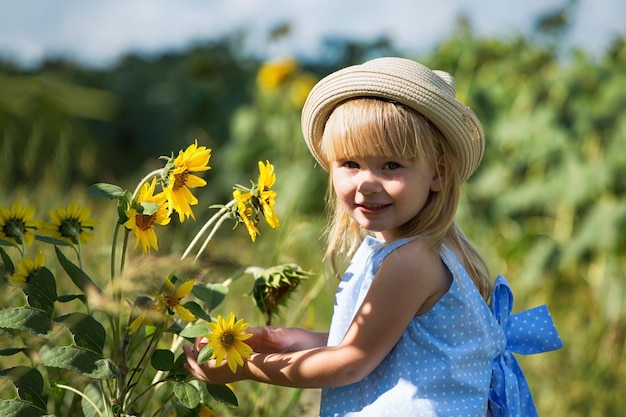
[{"xmin": 0, "ymin": 0, "xmax": 623, "ymax": 68}]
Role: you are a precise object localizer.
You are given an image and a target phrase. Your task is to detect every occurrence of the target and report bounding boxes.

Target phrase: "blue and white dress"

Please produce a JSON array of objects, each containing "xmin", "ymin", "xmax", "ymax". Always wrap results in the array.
[{"xmin": 320, "ymin": 236, "xmax": 562, "ymax": 417}]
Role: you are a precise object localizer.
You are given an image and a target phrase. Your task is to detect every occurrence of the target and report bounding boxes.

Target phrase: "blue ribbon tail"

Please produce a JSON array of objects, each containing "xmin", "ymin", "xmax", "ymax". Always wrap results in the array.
[{"xmin": 488, "ymin": 275, "xmax": 564, "ymax": 417}]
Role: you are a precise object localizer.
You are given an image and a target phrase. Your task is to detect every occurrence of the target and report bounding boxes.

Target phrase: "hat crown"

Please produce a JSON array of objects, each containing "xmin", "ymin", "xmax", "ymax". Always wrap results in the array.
[
  {"xmin": 301, "ymin": 57, "xmax": 485, "ymax": 183},
  {"xmin": 432, "ymin": 70, "xmax": 456, "ymax": 97}
]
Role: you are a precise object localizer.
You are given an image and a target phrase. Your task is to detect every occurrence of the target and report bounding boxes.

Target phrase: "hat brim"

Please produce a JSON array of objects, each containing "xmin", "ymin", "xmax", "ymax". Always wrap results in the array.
[{"xmin": 301, "ymin": 57, "xmax": 484, "ymax": 182}]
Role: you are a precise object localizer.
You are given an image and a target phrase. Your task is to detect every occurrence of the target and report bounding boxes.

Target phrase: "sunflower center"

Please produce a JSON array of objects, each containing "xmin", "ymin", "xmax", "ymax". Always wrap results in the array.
[
  {"xmin": 220, "ymin": 331, "xmax": 236, "ymax": 350},
  {"xmin": 135, "ymin": 214, "xmax": 156, "ymax": 230},
  {"xmin": 165, "ymin": 296, "xmax": 180, "ymax": 308},
  {"xmin": 173, "ymin": 170, "xmax": 190, "ymax": 190}
]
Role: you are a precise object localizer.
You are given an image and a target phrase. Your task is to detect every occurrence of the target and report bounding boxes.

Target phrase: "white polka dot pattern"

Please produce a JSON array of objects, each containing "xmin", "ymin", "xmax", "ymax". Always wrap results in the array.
[{"xmin": 320, "ymin": 237, "xmax": 505, "ymax": 416}]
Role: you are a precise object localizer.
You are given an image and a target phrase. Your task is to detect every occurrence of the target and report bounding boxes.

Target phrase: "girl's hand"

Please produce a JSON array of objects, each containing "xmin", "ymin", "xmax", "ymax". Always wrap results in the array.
[
  {"xmin": 182, "ymin": 326, "xmax": 295, "ymax": 383},
  {"xmin": 183, "ymin": 337, "xmax": 246, "ymax": 385},
  {"xmin": 246, "ymin": 326, "xmax": 297, "ymax": 353}
]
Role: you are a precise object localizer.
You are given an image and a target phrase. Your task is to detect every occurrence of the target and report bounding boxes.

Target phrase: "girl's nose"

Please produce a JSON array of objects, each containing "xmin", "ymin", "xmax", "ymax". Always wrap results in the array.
[{"xmin": 356, "ymin": 170, "xmax": 382, "ymax": 195}]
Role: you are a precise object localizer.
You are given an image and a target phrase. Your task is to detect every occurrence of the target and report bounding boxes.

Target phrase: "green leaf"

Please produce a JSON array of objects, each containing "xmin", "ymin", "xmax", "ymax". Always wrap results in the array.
[
  {"xmin": 192, "ymin": 283, "xmax": 228, "ymax": 311},
  {"xmin": 81, "ymin": 381, "xmax": 109, "ymax": 417},
  {"xmin": 196, "ymin": 345, "xmax": 214, "ymax": 365},
  {"xmin": 34, "ymin": 235, "xmax": 72, "ymax": 246},
  {"xmin": 116, "ymin": 192, "xmax": 133, "ymax": 224},
  {"xmin": 40, "ymin": 345, "xmax": 119, "ymax": 379},
  {"xmin": 54, "ymin": 313, "xmax": 106, "ymax": 355},
  {"xmin": 57, "ymin": 294, "xmax": 87, "ymax": 303},
  {"xmin": 86, "ymin": 183, "xmax": 126, "ymax": 199},
  {"xmin": 138, "ymin": 202, "xmax": 160, "ymax": 216},
  {"xmin": 0, "ymin": 347, "xmax": 27, "ymax": 356},
  {"xmin": 0, "ymin": 246, "xmax": 15, "ymax": 275},
  {"xmin": 23, "ymin": 267, "xmax": 57, "ymax": 315},
  {"xmin": 54, "ymin": 246, "xmax": 102, "ymax": 295},
  {"xmin": 0, "ymin": 237, "xmax": 20, "ymax": 247},
  {"xmin": 165, "ymin": 353, "xmax": 189, "ymax": 382},
  {"xmin": 0, "ymin": 307, "xmax": 52, "ymax": 336},
  {"xmin": 181, "ymin": 301, "xmax": 211, "ymax": 322},
  {"xmin": 179, "ymin": 323, "xmax": 210, "ymax": 339},
  {"xmin": 0, "ymin": 399, "xmax": 50, "ymax": 417},
  {"xmin": 151, "ymin": 349, "xmax": 175, "ymax": 371},
  {"xmin": 174, "ymin": 382, "xmax": 200, "ymax": 409},
  {"xmin": 205, "ymin": 383, "xmax": 238, "ymax": 408},
  {"xmin": 0, "ymin": 366, "xmax": 47, "ymax": 410}
]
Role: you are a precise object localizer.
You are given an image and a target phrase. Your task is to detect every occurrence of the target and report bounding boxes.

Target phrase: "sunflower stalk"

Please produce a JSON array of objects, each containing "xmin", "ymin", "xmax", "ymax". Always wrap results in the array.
[
  {"xmin": 130, "ymin": 169, "xmax": 165, "ymax": 201},
  {"xmin": 0, "ymin": 141, "xmax": 298, "ymax": 415},
  {"xmin": 180, "ymin": 199, "xmax": 236, "ymax": 260}
]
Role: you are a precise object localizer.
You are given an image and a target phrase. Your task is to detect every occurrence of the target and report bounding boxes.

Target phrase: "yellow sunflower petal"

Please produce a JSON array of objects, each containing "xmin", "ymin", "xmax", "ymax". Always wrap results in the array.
[
  {"xmin": 174, "ymin": 304, "xmax": 196, "ymax": 322},
  {"xmin": 175, "ymin": 279, "xmax": 195, "ymax": 298}
]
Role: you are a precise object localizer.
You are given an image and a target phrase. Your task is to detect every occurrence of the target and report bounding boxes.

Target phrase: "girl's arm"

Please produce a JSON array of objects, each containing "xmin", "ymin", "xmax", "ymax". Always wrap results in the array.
[
  {"xmin": 246, "ymin": 326, "xmax": 329, "ymax": 353},
  {"xmin": 184, "ymin": 240, "xmax": 450, "ymax": 388}
]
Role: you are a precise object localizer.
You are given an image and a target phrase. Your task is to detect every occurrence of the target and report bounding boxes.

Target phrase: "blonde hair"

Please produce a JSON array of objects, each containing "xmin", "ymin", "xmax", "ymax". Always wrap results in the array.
[{"xmin": 319, "ymin": 98, "xmax": 493, "ymax": 300}]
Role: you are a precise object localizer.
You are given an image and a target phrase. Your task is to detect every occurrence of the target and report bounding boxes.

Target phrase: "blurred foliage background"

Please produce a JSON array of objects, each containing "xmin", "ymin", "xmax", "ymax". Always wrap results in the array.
[{"xmin": 1, "ymin": 6, "xmax": 625, "ymax": 417}]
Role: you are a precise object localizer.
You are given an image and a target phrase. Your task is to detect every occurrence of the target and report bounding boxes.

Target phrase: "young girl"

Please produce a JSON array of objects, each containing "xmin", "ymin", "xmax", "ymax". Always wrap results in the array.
[{"xmin": 184, "ymin": 57, "xmax": 562, "ymax": 417}]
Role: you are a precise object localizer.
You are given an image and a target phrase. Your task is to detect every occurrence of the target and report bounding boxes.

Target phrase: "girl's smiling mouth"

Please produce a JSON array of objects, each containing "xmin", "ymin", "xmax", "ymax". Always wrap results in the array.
[{"xmin": 357, "ymin": 203, "xmax": 390, "ymax": 211}]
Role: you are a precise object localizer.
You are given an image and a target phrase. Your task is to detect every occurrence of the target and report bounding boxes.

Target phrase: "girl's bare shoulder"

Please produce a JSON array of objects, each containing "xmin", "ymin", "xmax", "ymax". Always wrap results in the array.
[{"xmin": 377, "ymin": 239, "xmax": 451, "ymax": 314}]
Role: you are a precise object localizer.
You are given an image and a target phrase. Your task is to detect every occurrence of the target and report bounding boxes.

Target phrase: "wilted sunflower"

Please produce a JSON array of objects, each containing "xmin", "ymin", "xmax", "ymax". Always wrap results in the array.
[
  {"xmin": 40, "ymin": 201, "xmax": 98, "ymax": 245},
  {"xmin": 248, "ymin": 263, "xmax": 311, "ymax": 325},
  {"xmin": 206, "ymin": 313, "xmax": 253, "ymax": 373},
  {"xmin": 163, "ymin": 140, "xmax": 211, "ymax": 222},
  {"xmin": 0, "ymin": 202, "xmax": 37, "ymax": 247},
  {"xmin": 11, "ymin": 252, "xmax": 46, "ymax": 286},
  {"xmin": 124, "ymin": 177, "xmax": 171, "ymax": 253}
]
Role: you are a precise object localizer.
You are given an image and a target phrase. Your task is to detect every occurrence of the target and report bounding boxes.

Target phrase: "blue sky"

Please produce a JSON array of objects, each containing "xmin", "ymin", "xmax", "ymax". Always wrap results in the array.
[{"xmin": 0, "ymin": 0, "xmax": 624, "ymax": 68}]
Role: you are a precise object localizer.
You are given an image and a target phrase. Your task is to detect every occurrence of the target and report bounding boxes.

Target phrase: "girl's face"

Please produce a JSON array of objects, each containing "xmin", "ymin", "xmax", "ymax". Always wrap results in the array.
[{"xmin": 331, "ymin": 155, "xmax": 441, "ymax": 241}]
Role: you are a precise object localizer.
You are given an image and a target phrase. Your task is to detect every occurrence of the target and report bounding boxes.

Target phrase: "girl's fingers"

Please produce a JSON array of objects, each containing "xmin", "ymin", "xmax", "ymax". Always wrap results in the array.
[{"xmin": 183, "ymin": 345, "xmax": 209, "ymax": 382}]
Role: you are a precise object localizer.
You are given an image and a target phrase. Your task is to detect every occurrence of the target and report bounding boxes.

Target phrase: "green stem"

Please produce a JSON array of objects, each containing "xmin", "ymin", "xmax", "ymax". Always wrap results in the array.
[
  {"xmin": 149, "ymin": 392, "xmax": 175, "ymax": 417},
  {"xmin": 77, "ymin": 238, "xmax": 83, "ymax": 271},
  {"xmin": 56, "ymin": 383, "xmax": 105, "ymax": 417},
  {"xmin": 110, "ymin": 223, "xmax": 121, "ymax": 283},
  {"xmin": 194, "ymin": 211, "xmax": 231, "ymax": 261},
  {"xmin": 131, "ymin": 169, "xmax": 164, "ymax": 201},
  {"xmin": 125, "ymin": 379, "xmax": 166, "ymax": 411},
  {"xmin": 181, "ymin": 199, "xmax": 236, "ymax": 260},
  {"xmin": 125, "ymin": 324, "xmax": 164, "ymax": 405},
  {"xmin": 119, "ymin": 228, "xmax": 130, "ymax": 276}
]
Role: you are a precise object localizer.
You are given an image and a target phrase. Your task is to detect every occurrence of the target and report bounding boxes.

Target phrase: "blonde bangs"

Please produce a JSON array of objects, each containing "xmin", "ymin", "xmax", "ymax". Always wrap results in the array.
[{"xmin": 319, "ymin": 98, "xmax": 436, "ymax": 165}]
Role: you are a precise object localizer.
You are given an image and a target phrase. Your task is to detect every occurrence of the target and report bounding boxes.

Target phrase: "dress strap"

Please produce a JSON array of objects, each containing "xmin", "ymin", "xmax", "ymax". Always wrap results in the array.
[{"xmin": 488, "ymin": 275, "xmax": 563, "ymax": 417}]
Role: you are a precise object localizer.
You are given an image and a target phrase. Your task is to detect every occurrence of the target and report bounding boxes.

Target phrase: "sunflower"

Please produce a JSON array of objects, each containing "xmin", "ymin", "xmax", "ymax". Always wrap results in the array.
[
  {"xmin": 289, "ymin": 72, "xmax": 317, "ymax": 108},
  {"xmin": 206, "ymin": 313, "xmax": 253, "ymax": 373},
  {"xmin": 0, "ymin": 202, "xmax": 37, "ymax": 246},
  {"xmin": 256, "ymin": 160, "xmax": 280, "ymax": 229},
  {"xmin": 233, "ymin": 189, "xmax": 259, "ymax": 242},
  {"xmin": 256, "ymin": 57, "xmax": 298, "ymax": 92},
  {"xmin": 124, "ymin": 177, "xmax": 171, "ymax": 253},
  {"xmin": 153, "ymin": 276, "xmax": 196, "ymax": 322},
  {"xmin": 163, "ymin": 140, "xmax": 211, "ymax": 222},
  {"xmin": 40, "ymin": 201, "xmax": 98, "ymax": 245},
  {"xmin": 11, "ymin": 252, "xmax": 45, "ymax": 286},
  {"xmin": 126, "ymin": 296, "xmax": 164, "ymax": 335}
]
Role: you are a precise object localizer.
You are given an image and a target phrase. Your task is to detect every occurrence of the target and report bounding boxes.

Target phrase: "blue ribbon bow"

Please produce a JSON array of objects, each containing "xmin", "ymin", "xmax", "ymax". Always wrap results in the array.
[{"xmin": 488, "ymin": 275, "xmax": 563, "ymax": 417}]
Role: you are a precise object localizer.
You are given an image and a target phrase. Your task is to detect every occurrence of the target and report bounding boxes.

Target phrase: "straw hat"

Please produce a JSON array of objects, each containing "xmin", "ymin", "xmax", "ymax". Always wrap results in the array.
[{"xmin": 301, "ymin": 57, "xmax": 485, "ymax": 183}]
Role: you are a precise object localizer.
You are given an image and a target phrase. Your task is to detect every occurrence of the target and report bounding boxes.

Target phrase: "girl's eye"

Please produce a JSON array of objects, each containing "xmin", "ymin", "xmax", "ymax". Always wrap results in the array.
[
  {"xmin": 344, "ymin": 161, "xmax": 359, "ymax": 169},
  {"xmin": 385, "ymin": 162, "xmax": 401, "ymax": 170}
]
